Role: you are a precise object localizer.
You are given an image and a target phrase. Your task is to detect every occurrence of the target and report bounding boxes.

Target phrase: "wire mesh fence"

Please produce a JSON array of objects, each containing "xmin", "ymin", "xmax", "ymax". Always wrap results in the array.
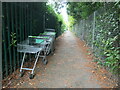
[{"xmin": 73, "ymin": 3, "xmax": 119, "ymax": 74}]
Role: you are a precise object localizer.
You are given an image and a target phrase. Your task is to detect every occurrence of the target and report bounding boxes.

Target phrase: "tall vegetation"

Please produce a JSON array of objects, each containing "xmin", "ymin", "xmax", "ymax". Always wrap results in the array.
[
  {"xmin": 67, "ymin": 2, "xmax": 120, "ymax": 76},
  {"xmin": 67, "ymin": 2, "xmax": 104, "ymax": 20},
  {"xmin": 46, "ymin": 4, "xmax": 66, "ymax": 34}
]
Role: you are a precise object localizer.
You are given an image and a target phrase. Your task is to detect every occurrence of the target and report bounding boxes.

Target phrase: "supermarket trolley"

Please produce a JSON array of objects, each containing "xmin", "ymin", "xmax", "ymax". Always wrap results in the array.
[
  {"xmin": 28, "ymin": 35, "xmax": 52, "ymax": 55},
  {"xmin": 41, "ymin": 29, "xmax": 56, "ymax": 54},
  {"xmin": 17, "ymin": 38, "xmax": 49, "ymax": 79},
  {"xmin": 28, "ymin": 36, "xmax": 51, "ymax": 60},
  {"xmin": 44, "ymin": 28, "xmax": 56, "ymax": 42}
]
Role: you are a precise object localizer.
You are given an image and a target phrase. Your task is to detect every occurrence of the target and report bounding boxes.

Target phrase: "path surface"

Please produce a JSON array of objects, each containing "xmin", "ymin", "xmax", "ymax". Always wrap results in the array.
[{"xmin": 3, "ymin": 31, "xmax": 117, "ymax": 88}]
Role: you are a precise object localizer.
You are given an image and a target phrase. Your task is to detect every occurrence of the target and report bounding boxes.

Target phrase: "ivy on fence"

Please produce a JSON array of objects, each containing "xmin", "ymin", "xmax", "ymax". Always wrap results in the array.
[{"xmin": 70, "ymin": 3, "xmax": 120, "ymax": 76}]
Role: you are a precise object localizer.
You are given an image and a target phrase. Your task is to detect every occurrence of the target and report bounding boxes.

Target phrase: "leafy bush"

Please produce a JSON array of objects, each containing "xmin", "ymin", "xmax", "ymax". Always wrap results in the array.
[{"xmin": 67, "ymin": 2, "xmax": 120, "ymax": 75}]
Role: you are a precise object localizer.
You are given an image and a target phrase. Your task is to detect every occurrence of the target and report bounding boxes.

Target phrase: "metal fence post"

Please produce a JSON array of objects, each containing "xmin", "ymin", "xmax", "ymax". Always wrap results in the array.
[
  {"xmin": 6, "ymin": 3, "xmax": 13, "ymax": 74},
  {"xmin": 22, "ymin": 3, "xmax": 25, "ymax": 40},
  {"xmin": 2, "ymin": 3, "xmax": 8, "ymax": 77},
  {"xmin": 27, "ymin": 3, "xmax": 29, "ymax": 36},
  {"xmin": 30, "ymin": 3, "xmax": 33, "ymax": 35},
  {"xmin": 15, "ymin": 3, "xmax": 20, "ymax": 67},
  {"xmin": 23, "ymin": 3, "xmax": 26, "ymax": 39},
  {"xmin": 0, "ymin": 1, "xmax": 2, "ymax": 89},
  {"xmin": 83, "ymin": 20, "xmax": 85, "ymax": 41},
  {"xmin": 19, "ymin": 3, "xmax": 23, "ymax": 64},
  {"xmin": 11, "ymin": 3, "xmax": 16, "ymax": 71},
  {"xmin": 92, "ymin": 11, "xmax": 96, "ymax": 49},
  {"xmin": 43, "ymin": 14, "xmax": 45, "ymax": 32}
]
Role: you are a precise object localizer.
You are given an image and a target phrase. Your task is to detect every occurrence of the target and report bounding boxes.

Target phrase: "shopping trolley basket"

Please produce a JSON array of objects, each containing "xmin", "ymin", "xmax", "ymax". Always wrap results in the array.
[
  {"xmin": 41, "ymin": 31, "xmax": 56, "ymax": 54},
  {"xmin": 28, "ymin": 36, "xmax": 52, "ymax": 55},
  {"xmin": 17, "ymin": 38, "xmax": 48, "ymax": 79},
  {"xmin": 45, "ymin": 28, "xmax": 55, "ymax": 32}
]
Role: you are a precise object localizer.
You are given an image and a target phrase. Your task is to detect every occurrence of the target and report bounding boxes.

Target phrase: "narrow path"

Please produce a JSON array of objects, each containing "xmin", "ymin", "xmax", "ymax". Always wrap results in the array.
[{"xmin": 4, "ymin": 31, "xmax": 116, "ymax": 88}]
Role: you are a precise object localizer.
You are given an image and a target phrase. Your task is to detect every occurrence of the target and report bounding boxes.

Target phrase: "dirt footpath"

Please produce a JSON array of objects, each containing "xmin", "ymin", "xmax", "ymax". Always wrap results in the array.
[{"xmin": 3, "ymin": 31, "xmax": 117, "ymax": 88}]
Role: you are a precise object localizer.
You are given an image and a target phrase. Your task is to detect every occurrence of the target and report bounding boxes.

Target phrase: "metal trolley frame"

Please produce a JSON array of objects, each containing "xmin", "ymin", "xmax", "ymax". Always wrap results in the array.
[
  {"xmin": 40, "ymin": 29, "xmax": 56, "ymax": 54},
  {"xmin": 17, "ymin": 38, "xmax": 49, "ymax": 79},
  {"xmin": 17, "ymin": 29, "xmax": 56, "ymax": 79}
]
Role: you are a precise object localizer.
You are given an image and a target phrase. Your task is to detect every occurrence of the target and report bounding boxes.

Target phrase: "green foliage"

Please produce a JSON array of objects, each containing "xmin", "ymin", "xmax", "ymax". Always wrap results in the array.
[
  {"xmin": 67, "ymin": 2, "xmax": 104, "ymax": 20},
  {"xmin": 69, "ymin": 2, "xmax": 120, "ymax": 75},
  {"xmin": 28, "ymin": 2, "xmax": 65, "ymax": 36},
  {"xmin": 54, "ymin": 2, "xmax": 65, "ymax": 14},
  {"xmin": 10, "ymin": 32, "xmax": 17, "ymax": 47},
  {"xmin": 68, "ymin": 15, "xmax": 75, "ymax": 30},
  {"xmin": 46, "ymin": 4, "xmax": 66, "ymax": 35},
  {"xmin": 57, "ymin": 14, "xmax": 66, "ymax": 32},
  {"xmin": 93, "ymin": 5, "xmax": 119, "ymax": 75}
]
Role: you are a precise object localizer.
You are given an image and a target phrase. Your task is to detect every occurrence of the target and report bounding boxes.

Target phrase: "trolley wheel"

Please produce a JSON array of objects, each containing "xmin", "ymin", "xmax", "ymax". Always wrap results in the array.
[
  {"xmin": 19, "ymin": 71, "xmax": 24, "ymax": 77},
  {"xmin": 47, "ymin": 50, "xmax": 52, "ymax": 56},
  {"xmin": 50, "ymin": 51, "xmax": 54, "ymax": 56},
  {"xmin": 29, "ymin": 74, "xmax": 34, "ymax": 79},
  {"xmin": 42, "ymin": 58, "xmax": 48, "ymax": 65},
  {"xmin": 53, "ymin": 48, "xmax": 55, "ymax": 52},
  {"xmin": 43, "ymin": 60, "xmax": 48, "ymax": 65},
  {"xmin": 42, "ymin": 58, "xmax": 45, "ymax": 63}
]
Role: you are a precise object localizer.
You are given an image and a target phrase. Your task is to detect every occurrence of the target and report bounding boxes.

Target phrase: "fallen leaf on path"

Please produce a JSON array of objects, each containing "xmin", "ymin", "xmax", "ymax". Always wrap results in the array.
[
  {"xmin": 17, "ymin": 83, "xmax": 20, "ymax": 86},
  {"xmin": 3, "ymin": 86, "xmax": 6, "ymax": 88},
  {"xmin": 92, "ymin": 70, "xmax": 95, "ymax": 73},
  {"xmin": 29, "ymin": 83, "xmax": 33, "ymax": 85},
  {"xmin": 7, "ymin": 81, "xmax": 11, "ymax": 86},
  {"xmin": 103, "ymin": 77, "xmax": 106, "ymax": 79}
]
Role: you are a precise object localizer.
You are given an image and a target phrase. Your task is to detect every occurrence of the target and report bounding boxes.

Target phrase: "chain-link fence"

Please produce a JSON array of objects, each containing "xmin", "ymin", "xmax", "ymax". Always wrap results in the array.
[{"xmin": 73, "ymin": 3, "xmax": 119, "ymax": 76}]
